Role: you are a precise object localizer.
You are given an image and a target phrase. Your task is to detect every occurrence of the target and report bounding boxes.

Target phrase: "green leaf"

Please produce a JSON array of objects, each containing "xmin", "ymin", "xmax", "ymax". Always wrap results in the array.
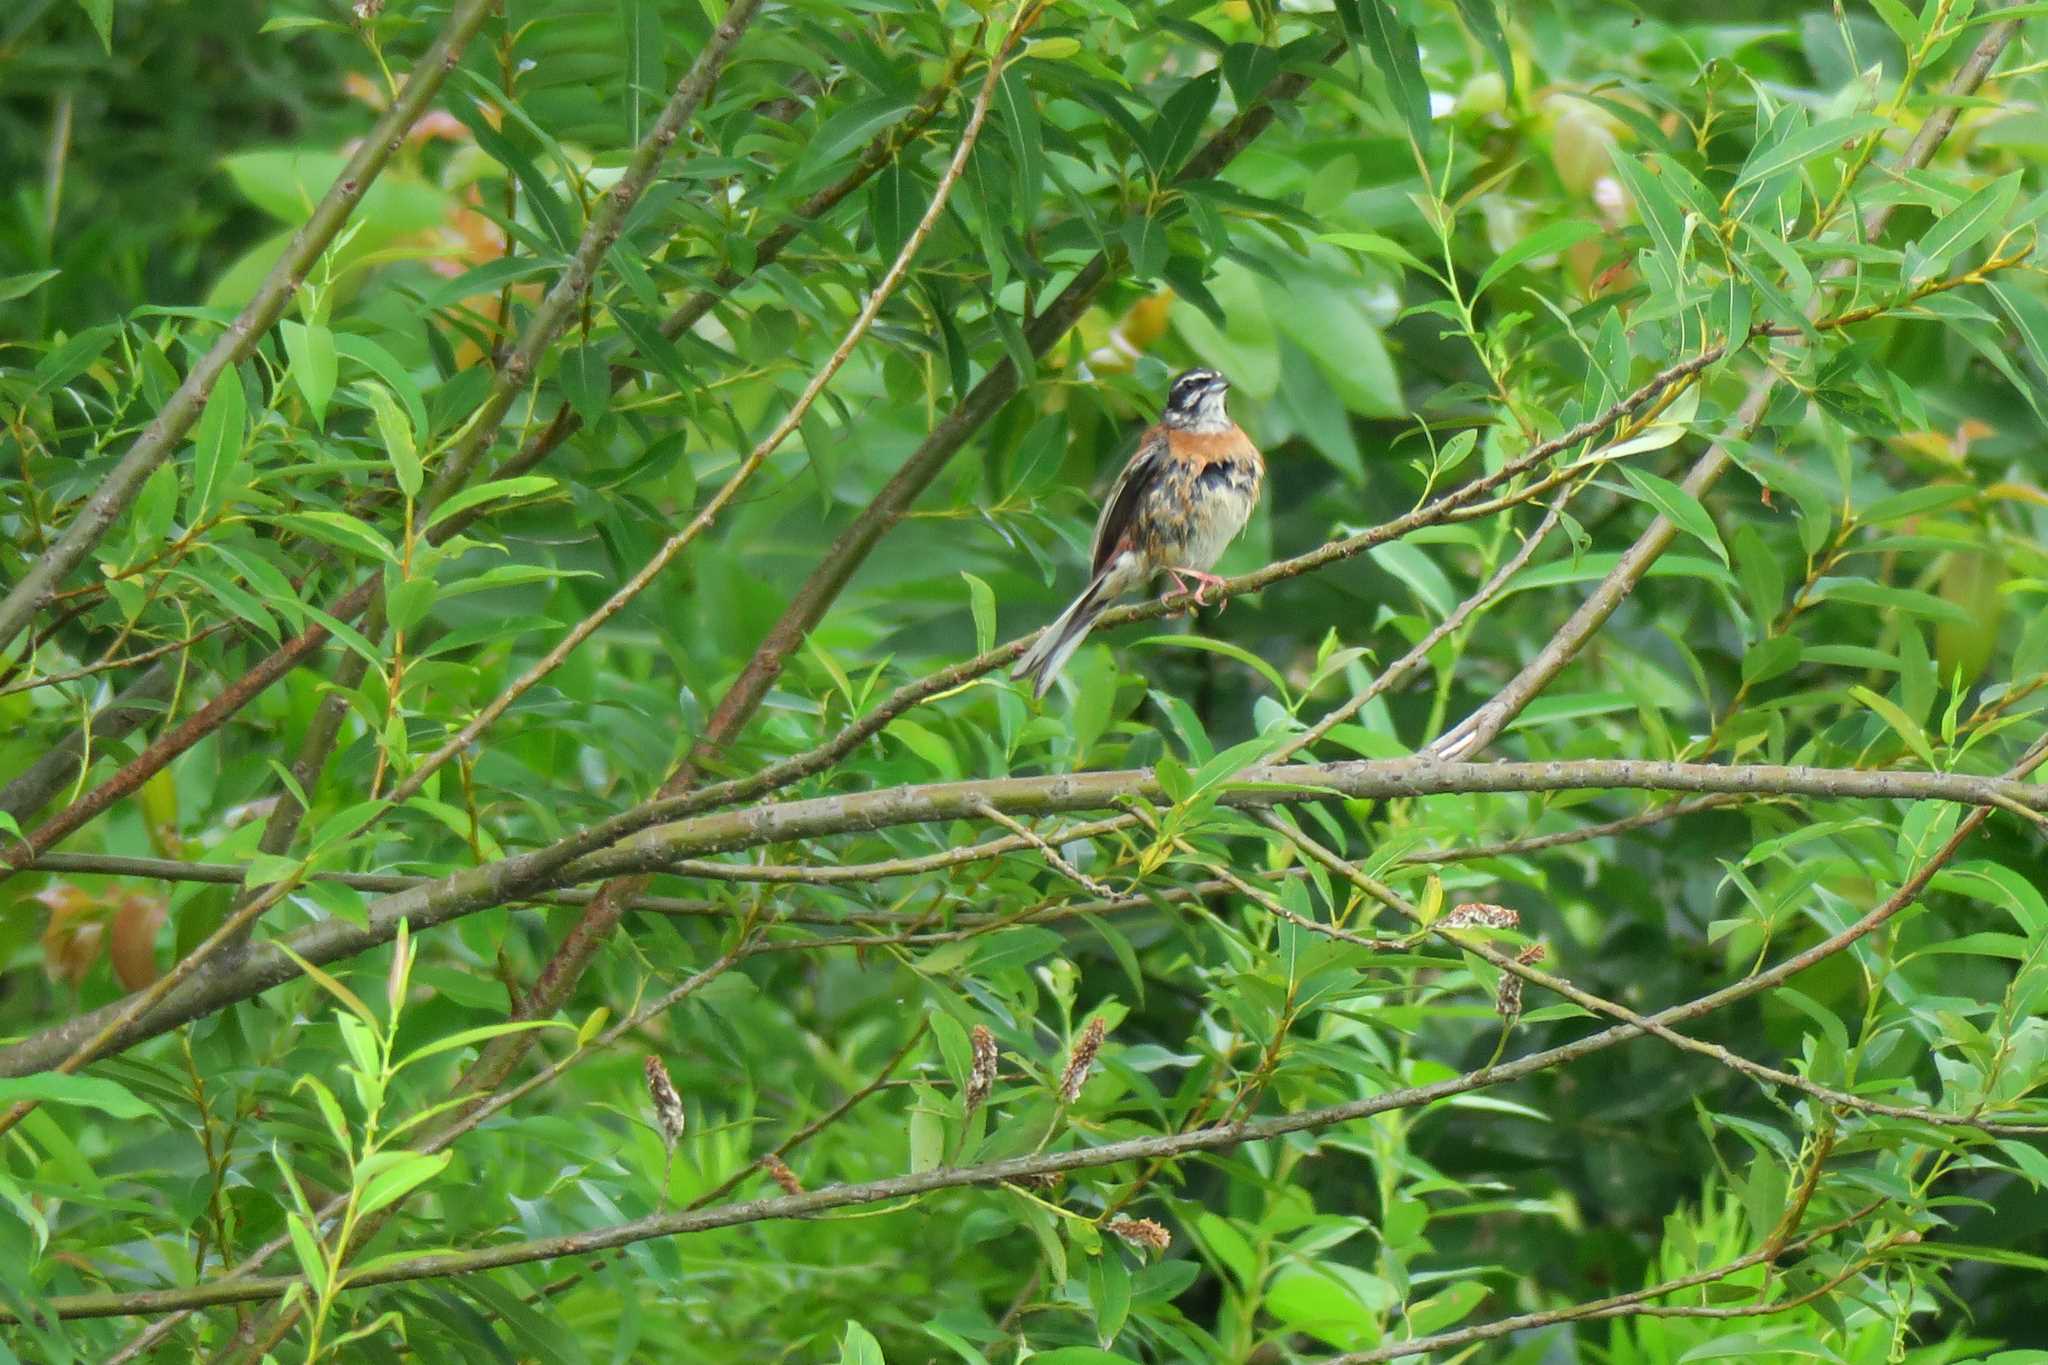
[
  {"xmin": 1320, "ymin": 231, "xmax": 1438, "ymax": 279},
  {"xmin": 272, "ymin": 511, "xmax": 398, "ymax": 565},
  {"xmin": 1347, "ymin": 0, "xmax": 1432, "ymax": 157},
  {"xmin": 1473, "ymin": 220, "xmax": 1602, "ymax": 301},
  {"xmin": 962, "ymin": 572, "xmax": 996, "ymax": 654},
  {"xmin": 394, "ymin": 1020, "xmax": 568, "ymax": 1071},
  {"xmin": 908, "ymin": 1099, "xmax": 944, "ymax": 1174},
  {"xmin": 33, "ymin": 323, "xmax": 119, "ymax": 395},
  {"xmin": 887, "ymin": 718, "xmax": 960, "ymax": 780},
  {"xmin": 1408, "ymin": 1280, "xmax": 1487, "ymax": 1335},
  {"xmin": 1452, "ymin": 0, "xmax": 1514, "ymax": 100},
  {"xmin": 77, "ymin": 0, "xmax": 113, "ymax": 51},
  {"xmin": 1869, "ymin": 0, "xmax": 1921, "ymax": 48},
  {"xmin": 1619, "ymin": 467, "xmax": 1727, "ymax": 566},
  {"xmin": 0, "ymin": 268, "xmax": 61, "ymax": 302},
  {"xmin": 920, "ymin": 1321, "xmax": 992, "ymax": 1365},
  {"xmin": 1733, "ymin": 114, "xmax": 1890, "ymax": 190},
  {"xmin": 333, "ymin": 332, "xmax": 427, "ymax": 435},
  {"xmin": 1149, "ymin": 71, "xmax": 1219, "ymax": 174},
  {"xmin": 558, "ymin": 345, "xmax": 612, "ymax": 429},
  {"xmin": 186, "ymin": 363, "xmax": 248, "ymax": 523},
  {"xmin": 359, "ymin": 380, "xmax": 421, "ymax": 499},
  {"xmin": 0, "ymin": 1073, "xmax": 159, "ymax": 1119},
  {"xmin": 386, "ymin": 576, "xmax": 437, "ymax": 634},
  {"xmin": 294, "ymin": 1075, "xmax": 352, "ymax": 1152},
  {"xmin": 1608, "ymin": 153, "xmax": 1686, "ymax": 265},
  {"xmin": 838, "ymin": 1321, "xmax": 886, "ymax": 1365},
  {"xmin": 356, "ymin": 1150, "xmax": 453, "ymax": 1216},
  {"xmin": 1741, "ymin": 635, "xmax": 1801, "ymax": 684},
  {"xmin": 1811, "ymin": 577, "xmax": 1972, "ymax": 626},
  {"xmin": 280, "ymin": 319, "xmax": 336, "ymax": 427},
  {"xmin": 619, "ymin": 0, "xmax": 664, "ymax": 146},
  {"xmin": 1090, "ymin": 1243, "xmax": 1132, "ymax": 1344},
  {"xmin": 285, "ymin": 1212, "xmax": 331, "ymax": 1298},
  {"xmin": 1848, "ymin": 684, "xmax": 1938, "ymax": 769},
  {"xmin": 1135, "ymin": 634, "xmax": 1290, "ymax": 697},
  {"xmin": 997, "ymin": 69, "xmax": 1044, "ymax": 226},
  {"xmin": 1911, "ymin": 171, "xmax": 2021, "ymax": 279},
  {"xmin": 274, "ymin": 941, "xmax": 380, "ymax": 1026},
  {"xmin": 424, "ymin": 476, "xmax": 557, "ymax": 532},
  {"xmin": 135, "ymin": 462, "xmax": 180, "ymax": 546}
]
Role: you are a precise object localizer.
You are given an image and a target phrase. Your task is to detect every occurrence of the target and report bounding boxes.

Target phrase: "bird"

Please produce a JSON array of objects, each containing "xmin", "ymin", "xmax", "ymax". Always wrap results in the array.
[{"xmin": 1012, "ymin": 366, "xmax": 1264, "ymax": 700}]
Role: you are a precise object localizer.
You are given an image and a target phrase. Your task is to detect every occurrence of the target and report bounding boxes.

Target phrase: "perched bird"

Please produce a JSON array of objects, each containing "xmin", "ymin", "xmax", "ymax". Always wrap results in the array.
[{"xmin": 1013, "ymin": 367, "xmax": 1263, "ymax": 699}]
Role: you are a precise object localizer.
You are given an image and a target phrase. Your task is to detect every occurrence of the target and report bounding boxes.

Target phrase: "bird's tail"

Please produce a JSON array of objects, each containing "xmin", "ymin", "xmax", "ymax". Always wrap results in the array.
[{"xmin": 1012, "ymin": 575, "xmax": 1111, "ymax": 700}]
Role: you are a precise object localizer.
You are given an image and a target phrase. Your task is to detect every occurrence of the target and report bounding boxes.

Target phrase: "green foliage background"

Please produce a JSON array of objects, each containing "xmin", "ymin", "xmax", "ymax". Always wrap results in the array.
[{"xmin": 4, "ymin": 0, "xmax": 2048, "ymax": 1360}]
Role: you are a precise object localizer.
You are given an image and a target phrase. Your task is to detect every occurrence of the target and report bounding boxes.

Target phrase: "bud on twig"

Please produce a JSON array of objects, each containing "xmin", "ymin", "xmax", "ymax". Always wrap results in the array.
[
  {"xmin": 1059, "ymin": 1017, "xmax": 1105, "ymax": 1104},
  {"xmin": 1495, "ymin": 943, "xmax": 1547, "ymax": 1024},
  {"xmin": 1105, "ymin": 1217, "xmax": 1171, "ymax": 1253},
  {"xmin": 965, "ymin": 1024, "xmax": 998, "ymax": 1117},
  {"xmin": 644, "ymin": 1055, "xmax": 686, "ymax": 1149},
  {"xmin": 761, "ymin": 1152, "xmax": 803, "ymax": 1195},
  {"xmin": 1442, "ymin": 902, "xmax": 1519, "ymax": 929}
]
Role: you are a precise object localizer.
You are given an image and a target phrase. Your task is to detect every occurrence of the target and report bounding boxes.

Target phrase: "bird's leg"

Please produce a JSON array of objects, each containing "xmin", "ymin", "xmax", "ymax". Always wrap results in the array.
[
  {"xmin": 1160, "ymin": 567, "xmax": 1230, "ymax": 610},
  {"xmin": 1157, "ymin": 568, "xmax": 1195, "ymax": 616}
]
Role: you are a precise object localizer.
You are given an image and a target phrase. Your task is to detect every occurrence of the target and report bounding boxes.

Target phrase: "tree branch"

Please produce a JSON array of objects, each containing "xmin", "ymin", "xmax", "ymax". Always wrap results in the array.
[
  {"xmin": 1425, "ymin": 7, "xmax": 2025, "ymax": 760},
  {"xmin": 2, "ymin": 750, "xmax": 2038, "ymax": 1079},
  {"xmin": 452, "ymin": 25, "xmax": 1354, "ymax": 1105},
  {"xmin": 0, "ymin": 0, "xmax": 501, "ymax": 655}
]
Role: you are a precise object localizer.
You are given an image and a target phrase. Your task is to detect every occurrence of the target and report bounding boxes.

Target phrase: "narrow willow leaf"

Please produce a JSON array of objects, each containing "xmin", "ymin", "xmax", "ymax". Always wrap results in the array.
[
  {"xmin": 1473, "ymin": 220, "xmax": 1601, "ymax": 300},
  {"xmin": 0, "ymin": 268, "xmax": 61, "ymax": 302},
  {"xmin": 1147, "ymin": 70, "xmax": 1219, "ymax": 174},
  {"xmin": 274, "ymin": 940, "xmax": 380, "ymax": 1026},
  {"xmin": 186, "ymin": 362, "xmax": 247, "ymax": 523},
  {"xmin": 357, "ymin": 1150, "xmax": 453, "ymax": 1216},
  {"xmin": 358, "ymin": 380, "xmax": 420, "ymax": 499},
  {"xmin": 0, "ymin": 1073, "xmax": 158, "ymax": 1118},
  {"xmin": 1733, "ymin": 114, "xmax": 1889, "ymax": 189},
  {"xmin": 1135, "ymin": 634, "xmax": 1291, "ymax": 697},
  {"xmin": 1911, "ymin": 171, "xmax": 2021, "ymax": 279},
  {"xmin": 424, "ymin": 475, "xmax": 557, "ymax": 531},
  {"xmin": 285, "ymin": 1212, "xmax": 330, "ymax": 1299},
  {"xmin": 619, "ymin": 0, "xmax": 663, "ymax": 146},
  {"xmin": 1320, "ymin": 231, "xmax": 1438, "ymax": 279},
  {"xmin": 280, "ymin": 319, "xmax": 336, "ymax": 427},
  {"xmin": 1620, "ymin": 467, "xmax": 1728, "ymax": 566},
  {"xmin": 962, "ymin": 571, "xmax": 996, "ymax": 654},
  {"xmin": 1345, "ymin": 0, "xmax": 1432, "ymax": 157},
  {"xmin": 1452, "ymin": 0, "xmax": 1514, "ymax": 100},
  {"xmin": 1849, "ymin": 684, "xmax": 1938, "ymax": 769}
]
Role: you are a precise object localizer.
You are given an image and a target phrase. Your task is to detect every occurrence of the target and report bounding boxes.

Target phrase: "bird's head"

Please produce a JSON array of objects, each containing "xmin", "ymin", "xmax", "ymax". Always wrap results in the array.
[{"xmin": 1161, "ymin": 367, "xmax": 1232, "ymax": 432}]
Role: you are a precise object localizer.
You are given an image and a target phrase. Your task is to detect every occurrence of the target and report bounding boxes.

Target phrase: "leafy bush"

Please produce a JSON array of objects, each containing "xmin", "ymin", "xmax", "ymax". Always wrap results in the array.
[{"xmin": 3, "ymin": 1, "xmax": 2048, "ymax": 1360}]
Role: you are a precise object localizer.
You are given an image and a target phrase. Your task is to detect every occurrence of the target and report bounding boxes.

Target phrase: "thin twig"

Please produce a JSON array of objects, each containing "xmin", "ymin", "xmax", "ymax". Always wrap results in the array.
[
  {"xmin": 0, "ymin": 0, "xmax": 501, "ymax": 654},
  {"xmin": 381, "ymin": 6, "xmax": 1020, "ymax": 810}
]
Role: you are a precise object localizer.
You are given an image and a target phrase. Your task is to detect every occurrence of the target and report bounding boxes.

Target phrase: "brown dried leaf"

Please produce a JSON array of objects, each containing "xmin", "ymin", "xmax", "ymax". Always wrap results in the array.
[{"xmin": 109, "ymin": 893, "xmax": 167, "ymax": 991}]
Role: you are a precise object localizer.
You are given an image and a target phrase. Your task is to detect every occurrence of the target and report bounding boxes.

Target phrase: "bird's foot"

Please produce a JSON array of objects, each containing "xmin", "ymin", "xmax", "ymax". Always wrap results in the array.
[{"xmin": 1162, "ymin": 568, "xmax": 1229, "ymax": 611}]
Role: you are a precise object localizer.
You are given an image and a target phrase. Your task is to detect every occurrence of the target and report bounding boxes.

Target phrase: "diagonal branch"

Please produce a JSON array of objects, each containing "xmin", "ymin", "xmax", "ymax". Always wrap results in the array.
[
  {"xmin": 0, "ymin": 0, "xmax": 767, "ymax": 881},
  {"xmin": 0, "ymin": 0, "xmax": 501, "ymax": 655},
  {"xmin": 46, "ymin": 740, "xmax": 2046, "ymax": 1334},
  {"xmin": 381, "ymin": 7, "xmax": 1021, "ymax": 808},
  {"xmin": 2, "ymin": 51, "xmax": 973, "ymax": 851},
  {"xmin": 451, "ymin": 27, "xmax": 1357, "ymax": 1102},
  {"xmin": 1265, "ymin": 812, "xmax": 2048, "ymax": 1136},
  {"xmin": 3, "ymin": 749, "xmax": 2039, "ymax": 1080},
  {"xmin": 1424, "ymin": 6, "xmax": 2026, "ymax": 761}
]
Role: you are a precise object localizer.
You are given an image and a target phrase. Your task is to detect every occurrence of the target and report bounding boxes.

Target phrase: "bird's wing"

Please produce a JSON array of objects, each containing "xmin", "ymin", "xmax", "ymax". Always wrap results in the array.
[{"xmin": 1089, "ymin": 425, "xmax": 1169, "ymax": 579}]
